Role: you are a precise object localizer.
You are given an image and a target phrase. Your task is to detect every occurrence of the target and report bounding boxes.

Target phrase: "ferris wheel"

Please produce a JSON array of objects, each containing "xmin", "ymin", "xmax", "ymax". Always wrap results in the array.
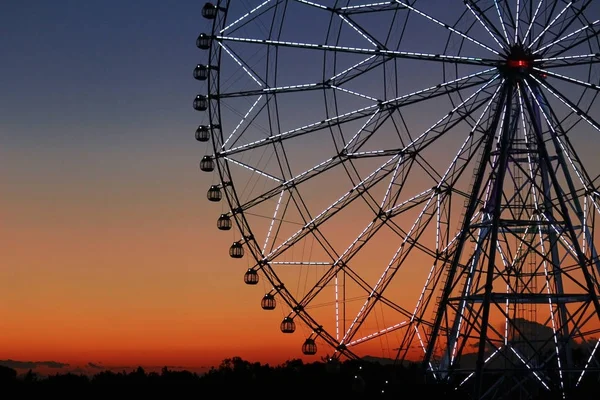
[{"xmin": 194, "ymin": 1, "xmax": 600, "ymax": 398}]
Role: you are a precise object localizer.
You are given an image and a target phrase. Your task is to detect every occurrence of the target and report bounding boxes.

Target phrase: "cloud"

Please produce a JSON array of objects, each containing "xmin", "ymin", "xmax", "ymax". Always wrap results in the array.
[
  {"xmin": 87, "ymin": 362, "xmax": 104, "ymax": 369},
  {"xmin": 0, "ymin": 359, "xmax": 69, "ymax": 369}
]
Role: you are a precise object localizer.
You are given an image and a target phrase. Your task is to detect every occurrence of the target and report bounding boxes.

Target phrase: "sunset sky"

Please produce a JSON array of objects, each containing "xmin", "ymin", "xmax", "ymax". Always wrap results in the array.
[
  {"xmin": 2, "ymin": 0, "xmax": 600, "ymax": 376},
  {"xmin": 1, "ymin": 0, "xmax": 302, "ymax": 374}
]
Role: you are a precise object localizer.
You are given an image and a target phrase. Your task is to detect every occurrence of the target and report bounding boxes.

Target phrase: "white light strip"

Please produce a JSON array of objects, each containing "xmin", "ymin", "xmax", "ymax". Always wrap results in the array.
[
  {"xmin": 576, "ymin": 340, "xmax": 600, "ymax": 386},
  {"xmin": 415, "ymin": 326, "xmax": 438, "ymax": 379},
  {"xmin": 344, "ymin": 186, "xmax": 438, "ymax": 344},
  {"xmin": 295, "ymin": 0, "xmax": 328, "ymax": 10},
  {"xmin": 264, "ymin": 82, "xmax": 320, "ymax": 92},
  {"xmin": 335, "ymin": 275, "xmax": 340, "ymax": 341},
  {"xmin": 354, "ymin": 73, "xmax": 499, "ymax": 165},
  {"xmin": 514, "ymin": 0, "xmax": 521, "ymax": 44},
  {"xmin": 343, "ymin": 77, "xmax": 502, "ymax": 346},
  {"xmin": 218, "ymin": 42, "xmax": 263, "ymax": 87},
  {"xmin": 495, "ymin": 0, "xmax": 511, "ymax": 45},
  {"xmin": 270, "ymin": 261, "xmax": 331, "ymax": 265},
  {"xmin": 331, "ymin": 84, "xmax": 379, "ymax": 101},
  {"xmin": 386, "ymin": 189, "xmax": 433, "ymax": 215},
  {"xmin": 435, "ymin": 193, "xmax": 441, "ymax": 252},
  {"xmin": 524, "ymin": 0, "xmax": 544, "ymax": 44},
  {"xmin": 465, "ymin": 2, "xmax": 505, "ymax": 50},
  {"xmin": 534, "ymin": 19, "xmax": 600, "ymax": 54},
  {"xmin": 224, "ymin": 157, "xmax": 282, "ymax": 182},
  {"xmin": 217, "ymin": 36, "xmax": 487, "ymax": 62},
  {"xmin": 221, "ymin": 0, "xmax": 273, "ymax": 34},
  {"xmin": 340, "ymin": 2, "xmax": 396, "ymax": 11},
  {"xmin": 510, "ymin": 346, "xmax": 550, "ymax": 390},
  {"xmin": 525, "ymin": 79, "xmax": 589, "ymax": 190},
  {"xmin": 583, "ymin": 196, "xmax": 588, "ymax": 255},
  {"xmin": 263, "ymin": 190, "xmax": 285, "ymax": 253},
  {"xmin": 533, "ymin": 67, "xmax": 599, "ymax": 91},
  {"xmin": 540, "ymin": 214, "xmax": 578, "ymax": 258},
  {"xmin": 382, "ymin": 68, "xmax": 497, "ymax": 106},
  {"xmin": 265, "ymin": 155, "xmax": 400, "ymax": 260},
  {"xmin": 222, "ymin": 104, "xmax": 378, "ymax": 156},
  {"xmin": 446, "ymin": 82, "xmax": 505, "ymax": 365},
  {"xmin": 338, "ymin": 14, "xmax": 377, "ymax": 46},
  {"xmin": 222, "ymin": 95, "xmax": 263, "ymax": 149},
  {"xmin": 395, "ymin": 0, "xmax": 499, "ymax": 55},
  {"xmin": 379, "ymin": 153, "xmax": 404, "ymax": 209},
  {"xmin": 530, "ymin": 75, "xmax": 600, "ymax": 136},
  {"xmin": 458, "ymin": 347, "xmax": 502, "ymax": 387},
  {"xmin": 330, "ymin": 55, "xmax": 376, "ymax": 82},
  {"xmin": 538, "ymin": 53, "xmax": 600, "ymax": 63},
  {"xmin": 410, "ymin": 260, "xmax": 437, "ymax": 324},
  {"xmin": 284, "ymin": 157, "xmax": 336, "ymax": 187},
  {"xmin": 344, "ymin": 110, "xmax": 380, "ymax": 152},
  {"xmin": 346, "ymin": 321, "xmax": 407, "ymax": 346},
  {"xmin": 528, "ymin": 2, "xmax": 574, "ymax": 49},
  {"xmin": 533, "ymin": 181, "xmax": 565, "ymax": 394}
]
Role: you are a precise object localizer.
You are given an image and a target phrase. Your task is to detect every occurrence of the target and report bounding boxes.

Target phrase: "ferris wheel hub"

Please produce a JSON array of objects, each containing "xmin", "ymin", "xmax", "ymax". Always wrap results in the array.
[{"xmin": 502, "ymin": 45, "xmax": 538, "ymax": 78}]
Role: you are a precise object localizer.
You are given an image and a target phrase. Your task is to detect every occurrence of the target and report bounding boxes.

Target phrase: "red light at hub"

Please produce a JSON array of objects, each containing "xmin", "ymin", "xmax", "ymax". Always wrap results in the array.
[{"xmin": 507, "ymin": 59, "xmax": 531, "ymax": 68}]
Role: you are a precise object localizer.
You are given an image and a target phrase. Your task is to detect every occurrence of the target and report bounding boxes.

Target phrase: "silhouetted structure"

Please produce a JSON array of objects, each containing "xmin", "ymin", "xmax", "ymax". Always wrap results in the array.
[{"xmin": 1, "ymin": 355, "xmax": 598, "ymax": 398}]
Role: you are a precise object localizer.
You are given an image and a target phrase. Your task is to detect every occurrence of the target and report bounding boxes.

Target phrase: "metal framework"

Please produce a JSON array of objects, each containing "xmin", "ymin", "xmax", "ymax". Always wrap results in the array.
[{"xmin": 194, "ymin": 1, "xmax": 600, "ymax": 398}]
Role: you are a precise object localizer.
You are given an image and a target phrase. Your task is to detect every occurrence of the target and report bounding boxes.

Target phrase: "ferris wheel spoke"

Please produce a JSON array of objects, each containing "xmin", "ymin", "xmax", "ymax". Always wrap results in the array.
[
  {"xmin": 224, "ymin": 157, "xmax": 284, "ymax": 182},
  {"xmin": 345, "ymin": 68, "xmax": 499, "ymax": 154},
  {"xmin": 534, "ymin": 1, "xmax": 592, "ymax": 52},
  {"xmin": 263, "ymin": 155, "xmax": 402, "ymax": 263},
  {"xmin": 220, "ymin": 95, "xmax": 268, "ymax": 150},
  {"xmin": 539, "ymin": 53, "xmax": 600, "ymax": 68},
  {"xmin": 529, "ymin": 75, "xmax": 600, "ymax": 135},
  {"xmin": 336, "ymin": 13, "xmax": 380, "ymax": 48},
  {"xmin": 394, "ymin": 1, "xmax": 500, "ymax": 55},
  {"xmin": 534, "ymin": 13, "xmax": 599, "ymax": 56},
  {"xmin": 345, "ymin": 320, "xmax": 409, "ymax": 347},
  {"xmin": 216, "ymin": 35, "xmax": 497, "ymax": 66},
  {"xmin": 528, "ymin": 1, "xmax": 575, "ymax": 50},
  {"xmin": 220, "ymin": 0, "xmax": 279, "ymax": 34},
  {"xmin": 217, "ymin": 42, "xmax": 265, "ymax": 87},
  {"xmin": 329, "ymin": 54, "xmax": 378, "ymax": 85},
  {"xmin": 331, "ymin": 84, "xmax": 379, "ymax": 102},
  {"xmin": 220, "ymin": 69, "xmax": 497, "ymax": 157},
  {"xmin": 220, "ymin": 105, "xmax": 378, "ymax": 156},
  {"xmin": 218, "ymin": 82, "xmax": 324, "ymax": 98},
  {"xmin": 465, "ymin": 0, "xmax": 509, "ymax": 50},
  {"xmin": 341, "ymin": 197, "xmax": 445, "ymax": 345},
  {"xmin": 347, "ymin": 76, "xmax": 499, "ymax": 164},
  {"xmin": 295, "ymin": 202, "xmax": 413, "ymax": 314},
  {"xmin": 381, "ymin": 68, "xmax": 498, "ymax": 108},
  {"xmin": 388, "ymin": 83, "xmax": 504, "ymax": 218},
  {"xmin": 294, "ymin": 0, "xmax": 329, "ymax": 10},
  {"xmin": 533, "ymin": 68, "xmax": 600, "ymax": 98},
  {"xmin": 514, "ymin": 0, "xmax": 521, "ymax": 44},
  {"xmin": 233, "ymin": 157, "xmax": 343, "ymax": 213},
  {"xmin": 337, "ymin": 2, "xmax": 408, "ymax": 14},
  {"xmin": 523, "ymin": 0, "xmax": 544, "ymax": 44},
  {"xmin": 493, "ymin": 0, "xmax": 513, "ymax": 46},
  {"xmin": 343, "ymin": 94, "xmax": 504, "ymax": 346},
  {"xmin": 343, "ymin": 109, "xmax": 389, "ymax": 154}
]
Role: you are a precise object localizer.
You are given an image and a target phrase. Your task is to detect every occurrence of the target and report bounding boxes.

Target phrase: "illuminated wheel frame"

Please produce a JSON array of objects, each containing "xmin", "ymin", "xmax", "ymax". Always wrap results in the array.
[{"xmin": 195, "ymin": 1, "xmax": 600, "ymax": 398}]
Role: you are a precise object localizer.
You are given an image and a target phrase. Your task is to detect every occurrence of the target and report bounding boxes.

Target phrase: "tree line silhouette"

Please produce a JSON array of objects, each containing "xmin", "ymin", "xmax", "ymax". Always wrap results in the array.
[{"xmin": 1, "ymin": 355, "xmax": 597, "ymax": 399}]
